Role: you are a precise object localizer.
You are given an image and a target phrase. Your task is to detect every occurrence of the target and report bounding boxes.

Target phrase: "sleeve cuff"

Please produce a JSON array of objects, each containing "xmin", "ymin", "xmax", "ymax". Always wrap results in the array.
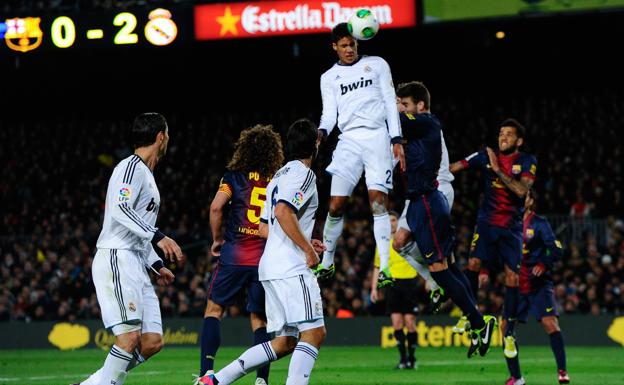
[
  {"xmin": 479, "ymin": 268, "xmax": 489, "ymax": 276},
  {"xmin": 391, "ymin": 136, "xmax": 403, "ymax": 145},
  {"xmin": 460, "ymin": 159, "xmax": 470, "ymax": 169},
  {"xmin": 260, "ymin": 218, "xmax": 268, "ymax": 223},
  {"xmin": 151, "ymin": 230, "xmax": 165, "ymax": 244},
  {"xmin": 151, "ymin": 259, "xmax": 165, "ymax": 272}
]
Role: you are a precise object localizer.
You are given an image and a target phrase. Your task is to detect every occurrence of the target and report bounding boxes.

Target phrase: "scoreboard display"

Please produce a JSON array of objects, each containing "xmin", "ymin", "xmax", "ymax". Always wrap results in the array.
[{"xmin": 0, "ymin": 7, "xmax": 191, "ymax": 54}]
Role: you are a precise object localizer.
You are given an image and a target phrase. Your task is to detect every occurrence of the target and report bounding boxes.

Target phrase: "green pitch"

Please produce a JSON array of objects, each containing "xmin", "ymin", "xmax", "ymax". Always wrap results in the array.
[{"xmin": 1, "ymin": 346, "xmax": 622, "ymax": 385}]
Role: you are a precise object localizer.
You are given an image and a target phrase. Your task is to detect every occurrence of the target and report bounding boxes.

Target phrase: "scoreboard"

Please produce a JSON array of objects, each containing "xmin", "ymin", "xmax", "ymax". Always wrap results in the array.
[{"xmin": 0, "ymin": 7, "xmax": 190, "ymax": 54}]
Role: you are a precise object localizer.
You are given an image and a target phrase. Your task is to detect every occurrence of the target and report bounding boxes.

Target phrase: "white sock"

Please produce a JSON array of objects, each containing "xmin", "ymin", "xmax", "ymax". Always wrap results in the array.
[
  {"xmin": 321, "ymin": 214, "xmax": 344, "ymax": 266},
  {"xmin": 373, "ymin": 213, "xmax": 391, "ymax": 271},
  {"xmin": 286, "ymin": 342, "xmax": 319, "ymax": 385},
  {"xmin": 98, "ymin": 345, "xmax": 132, "ymax": 385},
  {"xmin": 215, "ymin": 342, "xmax": 277, "ymax": 385},
  {"xmin": 82, "ymin": 348, "xmax": 144, "ymax": 385},
  {"xmin": 399, "ymin": 242, "xmax": 439, "ymax": 291}
]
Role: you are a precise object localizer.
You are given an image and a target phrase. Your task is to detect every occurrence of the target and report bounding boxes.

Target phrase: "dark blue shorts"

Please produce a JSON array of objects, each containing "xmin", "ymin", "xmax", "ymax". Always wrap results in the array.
[
  {"xmin": 469, "ymin": 222, "xmax": 523, "ymax": 272},
  {"xmin": 518, "ymin": 284, "xmax": 559, "ymax": 322},
  {"xmin": 406, "ymin": 190, "xmax": 455, "ymax": 265},
  {"xmin": 208, "ymin": 264, "xmax": 265, "ymax": 315}
]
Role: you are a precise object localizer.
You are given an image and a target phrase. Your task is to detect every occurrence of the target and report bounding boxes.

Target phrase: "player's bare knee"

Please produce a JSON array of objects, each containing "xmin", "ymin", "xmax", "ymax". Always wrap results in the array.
[
  {"xmin": 116, "ymin": 331, "xmax": 141, "ymax": 352},
  {"xmin": 204, "ymin": 301, "xmax": 224, "ymax": 319},
  {"xmin": 272, "ymin": 336, "xmax": 297, "ymax": 357},
  {"xmin": 542, "ymin": 317, "xmax": 560, "ymax": 334},
  {"xmin": 467, "ymin": 258, "xmax": 481, "ymax": 272},
  {"xmin": 328, "ymin": 198, "xmax": 346, "ymax": 217},
  {"xmin": 142, "ymin": 336, "xmax": 164, "ymax": 358}
]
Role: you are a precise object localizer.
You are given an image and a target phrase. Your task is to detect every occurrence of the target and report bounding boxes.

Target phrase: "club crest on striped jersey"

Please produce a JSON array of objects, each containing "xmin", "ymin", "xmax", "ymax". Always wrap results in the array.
[
  {"xmin": 512, "ymin": 164, "xmax": 522, "ymax": 174},
  {"xmin": 292, "ymin": 191, "xmax": 304, "ymax": 206},
  {"xmin": 118, "ymin": 187, "xmax": 132, "ymax": 202},
  {"xmin": 525, "ymin": 228, "xmax": 534, "ymax": 239}
]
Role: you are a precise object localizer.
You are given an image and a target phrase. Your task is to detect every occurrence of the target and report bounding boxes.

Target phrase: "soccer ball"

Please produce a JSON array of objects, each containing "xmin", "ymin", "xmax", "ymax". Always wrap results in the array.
[{"xmin": 347, "ymin": 8, "xmax": 380, "ymax": 41}]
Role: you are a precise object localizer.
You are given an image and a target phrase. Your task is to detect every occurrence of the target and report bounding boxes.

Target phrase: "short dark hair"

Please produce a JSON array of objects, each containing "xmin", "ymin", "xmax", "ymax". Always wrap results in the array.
[
  {"xmin": 396, "ymin": 81, "xmax": 431, "ymax": 110},
  {"xmin": 285, "ymin": 119, "xmax": 318, "ymax": 160},
  {"xmin": 500, "ymin": 118, "xmax": 525, "ymax": 139},
  {"xmin": 132, "ymin": 113, "xmax": 167, "ymax": 149},
  {"xmin": 332, "ymin": 22, "xmax": 353, "ymax": 43},
  {"xmin": 388, "ymin": 210, "xmax": 399, "ymax": 218}
]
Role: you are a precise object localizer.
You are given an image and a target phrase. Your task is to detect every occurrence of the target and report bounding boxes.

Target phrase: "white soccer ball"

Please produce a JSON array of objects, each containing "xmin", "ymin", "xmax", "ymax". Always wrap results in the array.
[{"xmin": 347, "ymin": 8, "xmax": 380, "ymax": 41}]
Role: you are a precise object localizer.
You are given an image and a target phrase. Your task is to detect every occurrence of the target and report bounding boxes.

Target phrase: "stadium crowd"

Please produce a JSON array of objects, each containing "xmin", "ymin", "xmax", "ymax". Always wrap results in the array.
[{"xmin": 1, "ymin": 90, "xmax": 623, "ymax": 322}]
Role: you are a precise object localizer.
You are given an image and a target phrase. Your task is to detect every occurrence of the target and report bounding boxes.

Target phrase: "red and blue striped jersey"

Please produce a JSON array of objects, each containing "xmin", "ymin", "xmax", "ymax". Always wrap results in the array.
[
  {"xmin": 519, "ymin": 212, "xmax": 563, "ymax": 294},
  {"xmin": 218, "ymin": 170, "xmax": 269, "ymax": 266},
  {"xmin": 462, "ymin": 150, "xmax": 537, "ymax": 231}
]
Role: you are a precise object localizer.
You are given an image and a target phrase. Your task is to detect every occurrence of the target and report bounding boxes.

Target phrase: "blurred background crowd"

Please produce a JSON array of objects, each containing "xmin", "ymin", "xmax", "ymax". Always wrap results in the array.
[{"xmin": 2, "ymin": 89, "xmax": 623, "ymax": 322}]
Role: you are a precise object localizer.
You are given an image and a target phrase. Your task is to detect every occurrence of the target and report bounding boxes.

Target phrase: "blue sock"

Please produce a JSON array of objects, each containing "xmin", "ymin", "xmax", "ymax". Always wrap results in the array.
[
  {"xmin": 506, "ymin": 350, "xmax": 522, "ymax": 379},
  {"xmin": 503, "ymin": 286, "xmax": 519, "ymax": 335},
  {"xmin": 200, "ymin": 317, "xmax": 221, "ymax": 375},
  {"xmin": 449, "ymin": 263, "xmax": 477, "ymax": 303},
  {"xmin": 254, "ymin": 327, "xmax": 272, "ymax": 382},
  {"xmin": 464, "ymin": 269, "xmax": 480, "ymax": 300},
  {"xmin": 549, "ymin": 331, "xmax": 567, "ymax": 371},
  {"xmin": 431, "ymin": 269, "xmax": 485, "ymax": 330}
]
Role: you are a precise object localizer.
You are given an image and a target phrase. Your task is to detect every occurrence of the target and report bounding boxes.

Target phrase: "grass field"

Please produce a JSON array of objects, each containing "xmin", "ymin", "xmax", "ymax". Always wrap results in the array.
[{"xmin": 1, "ymin": 346, "xmax": 623, "ymax": 385}]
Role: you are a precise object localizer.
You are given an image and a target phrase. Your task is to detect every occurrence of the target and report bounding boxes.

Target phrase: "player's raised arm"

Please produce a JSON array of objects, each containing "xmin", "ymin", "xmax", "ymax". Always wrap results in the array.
[
  {"xmin": 209, "ymin": 177, "xmax": 233, "ymax": 256},
  {"xmin": 110, "ymin": 165, "xmax": 164, "ymax": 243},
  {"xmin": 487, "ymin": 147, "xmax": 536, "ymax": 198},
  {"xmin": 378, "ymin": 58, "xmax": 405, "ymax": 171},
  {"xmin": 318, "ymin": 74, "xmax": 337, "ymax": 140},
  {"xmin": 450, "ymin": 150, "xmax": 486, "ymax": 174}
]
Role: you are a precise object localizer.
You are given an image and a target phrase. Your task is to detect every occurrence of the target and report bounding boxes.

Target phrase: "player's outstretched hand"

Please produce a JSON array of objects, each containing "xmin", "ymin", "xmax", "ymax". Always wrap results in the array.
[
  {"xmin": 305, "ymin": 246, "xmax": 320, "ymax": 269},
  {"xmin": 156, "ymin": 267, "xmax": 175, "ymax": 286},
  {"xmin": 393, "ymin": 143, "xmax": 406, "ymax": 172},
  {"xmin": 157, "ymin": 236, "xmax": 184, "ymax": 264},
  {"xmin": 311, "ymin": 239, "xmax": 326, "ymax": 254},
  {"xmin": 486, "ymin": 147, "xmax": 500, "ymax": 173},
  {"xmin": 211, "ymin": 239, "xmax": 225, "ymax": 256}
]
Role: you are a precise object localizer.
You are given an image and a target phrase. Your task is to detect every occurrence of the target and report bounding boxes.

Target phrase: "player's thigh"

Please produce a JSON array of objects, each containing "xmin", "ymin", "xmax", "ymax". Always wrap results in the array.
[
  {"xmin": 245, "ymin": 267, "xmax": 266, "ymax": 316},
  {"xmin": 499, "ymin": 228, "xmax": 523, "ymax": 273},
  {"xmin": 261, "ymin": 280, "xmax": 287, "ymax": 335},
  {"xmin": 531, "ymin": 285, "xmax": 559, "ymax": 322},
  {"xmin": 93, "ymin": 249, "xmax": 144, "ymax": 329},
  {"xmin": 471, "ymin": 223, "xmax": 498, "ymax": 269},
  {"xmin": 326, "ymin": 138, "xmax": 364, "ymax": 191},
  {"xmin": 407, "ymin": 192, "xmax": 454, "ymax": 266},
  {"xmin": 141, "ymin": 281, "xmax": 163, "ymax": 335},
  {"xmin": 396, "ymin": 279, "xmax": 420, "ymax": 316},
  {"xmin": 208, "ymin": 264, "xmax": 249, "ymax": 307},
  {"xmin": 362, "ymin": 133, "xmax": 393, "ymax": 193}
]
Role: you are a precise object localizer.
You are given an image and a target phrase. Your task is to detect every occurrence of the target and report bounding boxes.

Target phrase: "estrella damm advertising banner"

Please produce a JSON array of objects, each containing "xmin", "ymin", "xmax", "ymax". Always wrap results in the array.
[{"xmin": 194, "ymin": 0, "xmax": 417, "ymax": 40}]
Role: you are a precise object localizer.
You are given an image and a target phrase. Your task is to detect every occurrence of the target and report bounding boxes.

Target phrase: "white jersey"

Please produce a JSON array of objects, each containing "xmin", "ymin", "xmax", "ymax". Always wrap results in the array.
[
  {"xmin": 96, "ymin": 154, "xmax": 162, "ymax": 266},
  {"xmin": 319, "ymin": 55, "xmax": 401, "ymax": 140},
  {"xmin": 259, "ymin": 160, "xmax": 318, "ymax": 281},
  {"xmin": 438, "ymin": 132, "xmax": 454, "ymax": 184}
]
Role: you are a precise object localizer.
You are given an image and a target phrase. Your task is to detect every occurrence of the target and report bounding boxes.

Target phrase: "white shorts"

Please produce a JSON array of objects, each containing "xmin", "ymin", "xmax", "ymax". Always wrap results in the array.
[
  {"xmin": 262, "ymin": 273, "xmax": 324, "ymax": 337},
  {"xmin": 92, "ymin": 249, "xmax": 163, "ymax": 335},
  {"xmin": 398, "ymin": 182, "xmax": 454, "ymax": 231},
  {"xmin": 327, "ymin": 129, "xmax": 393, "ymax": 195}
]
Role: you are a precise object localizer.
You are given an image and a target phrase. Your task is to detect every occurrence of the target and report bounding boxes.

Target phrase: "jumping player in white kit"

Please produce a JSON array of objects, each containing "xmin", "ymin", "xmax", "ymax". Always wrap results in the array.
[
  {"xmin": 73, "ymin": 113, "xmax": 184, "ymax": 385},
  {"xmin": 315, "ymin": 22, "xmax": 405, "ymax": 288},
  {"xmin": 199, "ymin": 119, "xmax": 326, "ymax": 385}
]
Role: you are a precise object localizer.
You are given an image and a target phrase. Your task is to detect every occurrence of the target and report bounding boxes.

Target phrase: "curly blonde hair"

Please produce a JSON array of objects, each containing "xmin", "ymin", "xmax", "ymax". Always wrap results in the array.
[{"xmin": 227, "ymin": 124, "xmax": 284, "ymax": 179}]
